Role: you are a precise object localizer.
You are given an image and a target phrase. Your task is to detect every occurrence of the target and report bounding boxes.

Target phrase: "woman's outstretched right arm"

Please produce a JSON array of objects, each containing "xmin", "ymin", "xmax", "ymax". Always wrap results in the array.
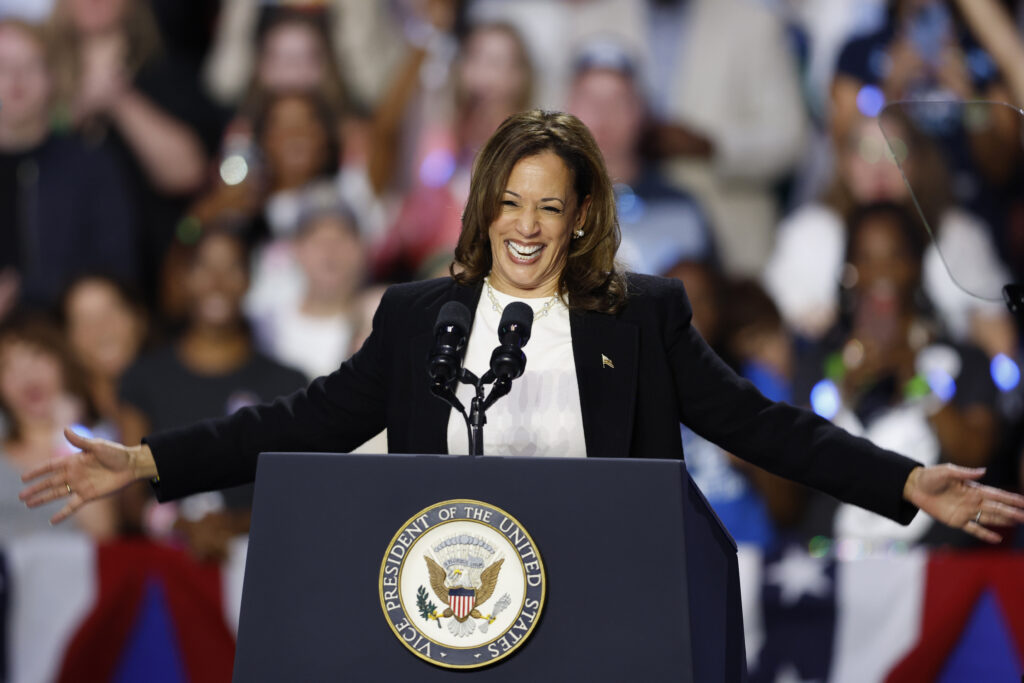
[{"xmin": 21, "ymin": 286, "xmax": 396, "ymax": 522}]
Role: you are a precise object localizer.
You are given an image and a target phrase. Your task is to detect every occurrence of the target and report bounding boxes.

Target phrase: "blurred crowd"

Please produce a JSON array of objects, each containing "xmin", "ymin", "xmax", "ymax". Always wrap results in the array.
[{"xmin": 1, "ymin": 0, "xmax": 1024, "ymax": 561}]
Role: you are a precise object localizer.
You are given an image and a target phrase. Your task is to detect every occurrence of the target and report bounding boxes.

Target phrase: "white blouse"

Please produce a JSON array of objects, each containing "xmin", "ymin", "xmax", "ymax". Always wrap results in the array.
[{"xmin": 446, "ymin": 286, "xmax": 587, "ymax": 457}]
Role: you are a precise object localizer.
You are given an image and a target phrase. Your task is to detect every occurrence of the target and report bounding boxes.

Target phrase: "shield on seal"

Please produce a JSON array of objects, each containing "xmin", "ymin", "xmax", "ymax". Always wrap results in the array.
[{"xmin": 449, "ymin": 587, "xmax": 475, "ymax": 620}]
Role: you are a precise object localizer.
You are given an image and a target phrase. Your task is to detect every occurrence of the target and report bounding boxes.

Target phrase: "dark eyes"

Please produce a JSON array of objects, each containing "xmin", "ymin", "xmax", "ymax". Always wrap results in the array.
[{"xmin": 501, "ymin": 200, "xmax": 561, "ymax": 214}]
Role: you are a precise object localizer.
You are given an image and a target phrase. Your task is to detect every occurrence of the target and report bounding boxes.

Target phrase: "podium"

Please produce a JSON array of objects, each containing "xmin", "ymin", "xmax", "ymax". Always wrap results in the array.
[{"xmin": 233, "ymin": 453, "xmax": 746, "ymax": 681}]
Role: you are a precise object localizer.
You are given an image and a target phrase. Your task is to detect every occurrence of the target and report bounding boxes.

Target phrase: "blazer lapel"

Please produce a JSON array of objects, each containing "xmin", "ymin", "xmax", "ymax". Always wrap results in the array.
[
  {"xmin": 413, "ymin": 281, "xmax": 482, "ymax": 455},
  {"xmin": 570, "ymin": 310, "xmax": 638, "ymax": 459}
]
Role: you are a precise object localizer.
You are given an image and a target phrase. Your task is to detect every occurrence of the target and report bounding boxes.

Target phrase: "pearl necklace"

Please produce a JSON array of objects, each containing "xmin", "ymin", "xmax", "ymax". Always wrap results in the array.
[{"xmin": 485, "ymin": 278, "xmax": 559, "ymax": 320}]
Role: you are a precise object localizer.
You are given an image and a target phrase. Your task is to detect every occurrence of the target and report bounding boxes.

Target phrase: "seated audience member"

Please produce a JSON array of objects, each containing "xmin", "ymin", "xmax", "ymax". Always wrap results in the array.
[
  {"xmin": 47, "ymin": 0, "xmax": 223, "ymax": 301},
  {"xmin": 61, "ymin": 275, "xmax": 148, "ymax": 430},
  {"xmin": 119, "ymin": 228, "xmax": 306, "ymax": 560},
  {"xmin": 566, "ymin": 40, "xmax": 713, "ymax": 276},
  {"xmin": 372, "ymin": 19, "xmax": 534, "ymax": 280},
  {"xmin": 764, "ymin": 114, "xmax": 1015, "ymax": 357},
  {"xmin": 792, "ymin": 202, "xmax": 999, "ymax": 547},
  {"xmin": 250, "ymin": 196, "xmax": 368, "ymax": 381},
  {"xmin": 0, "ymin": 313, "xmax": 117, "ymax": 541},
  {"xmin": 0, "ymin": 19, "xmax": 136, "ymax": 310}
]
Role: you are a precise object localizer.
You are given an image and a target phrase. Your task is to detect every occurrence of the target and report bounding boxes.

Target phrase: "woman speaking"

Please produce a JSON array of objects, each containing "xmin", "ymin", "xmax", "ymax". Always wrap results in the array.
[{"xmin": 20, "ymin": 110, "xmax": 1024, "ymax": 542}]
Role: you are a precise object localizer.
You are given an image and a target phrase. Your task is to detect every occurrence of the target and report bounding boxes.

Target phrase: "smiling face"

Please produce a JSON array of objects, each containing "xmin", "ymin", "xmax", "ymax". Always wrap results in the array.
[
  {"xmin": 258, "ymin": 22, "xmax": 326, "ymax": 94},
  {"xmin": 487, "ymin": 151, "xmax": 588, "ymax": 298},
  {"xmin": 65, "ymin": 278, "xmax": 144, "ymax": 380},
  {"xmin": 0, "ymin": 338, "xmax": 63, "ymax": 426},
  {"xmin": 185, "ymin": 233, "xmax": 249, "ymax": 330}
]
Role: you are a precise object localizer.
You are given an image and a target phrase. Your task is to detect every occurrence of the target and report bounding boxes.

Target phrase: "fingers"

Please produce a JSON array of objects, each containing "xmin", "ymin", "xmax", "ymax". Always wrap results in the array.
[
  {"xmin": 63, "ymin": 426, "xmax": 94, "ymax": 452},
  {"xmin": 51, "ymin": 494, "xmax": 84, "ymax": 526},
  {"xmin": 21, "ymin": 458, "xmax": 65, "ymax": 484},
  {"xmin": 963, "ymin": 520, "xmax": 1002, "ymax": 544},
  {"xmin": 943, "ymin": 465, "xmax": 987, "ymax": 481},
  {"xmin": 979, "ymin": 500, "xmax": 1024, "ymax": 527},
  {"xmin": 20, "ymin": 475, "xmax": 73, "ymax": 508},
  {"xmin": 973, "ymin": 483, "xmax": 1024, "ymax": 509},
  {"xmin": 980, "ymin": 497, "xmax": 1024, "ymax": 524}
]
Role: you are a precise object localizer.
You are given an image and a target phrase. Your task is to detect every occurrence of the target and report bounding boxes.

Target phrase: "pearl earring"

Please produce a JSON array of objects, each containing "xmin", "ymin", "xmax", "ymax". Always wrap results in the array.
[{"xmin": 573, "ymin": 229, "xmax": 584, "ymax": 239}]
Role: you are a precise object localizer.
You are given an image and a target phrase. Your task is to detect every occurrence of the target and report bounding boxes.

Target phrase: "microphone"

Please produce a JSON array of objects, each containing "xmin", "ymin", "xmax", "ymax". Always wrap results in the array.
[
  {"xmin": 489, "ymin": 301, "xmax": 533, "ymax": 381},
  {"xmin": 428, "ymin": 301, "xmax": 471, "ymax": 386}
]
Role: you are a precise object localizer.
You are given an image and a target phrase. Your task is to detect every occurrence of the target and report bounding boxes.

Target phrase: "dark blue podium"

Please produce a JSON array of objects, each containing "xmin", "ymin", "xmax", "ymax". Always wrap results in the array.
[{"xmin": 232, "ymin": 453, "xmax": 746, "ymax": 681}]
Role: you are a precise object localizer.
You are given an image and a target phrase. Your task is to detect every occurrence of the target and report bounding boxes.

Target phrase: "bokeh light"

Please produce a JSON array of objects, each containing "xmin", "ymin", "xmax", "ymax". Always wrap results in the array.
[
  {"xmin": 810, "ymin": 379, "xmax": 841, "ymax": 419},
  {"xmin": 990, "ymin": 353, "xmax": 1020, "ymax": 392}
]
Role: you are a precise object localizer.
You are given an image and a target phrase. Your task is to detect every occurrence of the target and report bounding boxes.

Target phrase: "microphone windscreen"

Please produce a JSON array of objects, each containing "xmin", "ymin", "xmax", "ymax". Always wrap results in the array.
[
  {"xmin": 434, "ymin": 301, "xmax": 472, "ymax": 337},
  {"xmin": 499, "ymin": 301, "xmax": 534, "ymax": 345}
]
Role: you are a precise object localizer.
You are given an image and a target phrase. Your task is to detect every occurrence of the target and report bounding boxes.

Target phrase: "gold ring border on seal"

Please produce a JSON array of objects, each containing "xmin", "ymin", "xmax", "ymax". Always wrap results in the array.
[{"xmin": 378, "ymin": 498, "xmax": 547, "ymax": 670}]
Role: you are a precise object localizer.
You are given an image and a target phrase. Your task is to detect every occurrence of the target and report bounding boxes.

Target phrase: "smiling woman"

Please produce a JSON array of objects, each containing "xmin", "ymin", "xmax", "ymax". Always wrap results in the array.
[
  {"xmin": 454, "ymin": 110, "xmax": 626, "ymax": 313},
  {"xmin": 18, "ymin": 110, "xmax": 1024, "ymax": 553},
  {"xmin": 487, "ymin": 152, "xmax": 582, "ymax": 298}
]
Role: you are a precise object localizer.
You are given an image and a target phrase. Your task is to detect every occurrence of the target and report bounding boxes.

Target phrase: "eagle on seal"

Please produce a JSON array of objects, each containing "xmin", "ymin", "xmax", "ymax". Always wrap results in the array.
[{"xmin": 425, "ymin": 556, "xmax": 504, "ymax": 623}]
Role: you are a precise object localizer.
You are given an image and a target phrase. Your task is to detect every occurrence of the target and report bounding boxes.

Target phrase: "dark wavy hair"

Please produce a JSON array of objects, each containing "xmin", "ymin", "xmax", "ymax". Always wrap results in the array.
[{"xmin": 452, "ymin": 110, "xmax": 627, "ymax": 313}]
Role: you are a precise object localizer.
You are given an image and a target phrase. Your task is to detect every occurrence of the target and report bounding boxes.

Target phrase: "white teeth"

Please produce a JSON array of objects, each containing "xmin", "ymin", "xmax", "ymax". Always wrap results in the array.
[{"xmin": 506, "ymin": 241, "xmax": 542, "ymax": 258}]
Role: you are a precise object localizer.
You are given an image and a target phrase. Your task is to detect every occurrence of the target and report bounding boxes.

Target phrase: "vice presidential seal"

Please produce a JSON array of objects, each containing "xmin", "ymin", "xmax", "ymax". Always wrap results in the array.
[{"xmin": 378, "ymin": 499, "xmax": 545, "ymax": 669}]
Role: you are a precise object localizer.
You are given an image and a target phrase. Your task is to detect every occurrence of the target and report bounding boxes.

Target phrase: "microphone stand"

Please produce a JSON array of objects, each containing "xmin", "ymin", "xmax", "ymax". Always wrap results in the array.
[{"xmin": 431, "ymin": 368, "xmax": 513, "ymax": 456}]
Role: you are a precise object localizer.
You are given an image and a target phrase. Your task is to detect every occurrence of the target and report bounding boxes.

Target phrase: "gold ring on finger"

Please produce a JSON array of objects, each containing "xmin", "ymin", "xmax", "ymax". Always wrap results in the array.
[{"xmin": 65, "ymin": 482, "xmax": 72, "ymax": 496}]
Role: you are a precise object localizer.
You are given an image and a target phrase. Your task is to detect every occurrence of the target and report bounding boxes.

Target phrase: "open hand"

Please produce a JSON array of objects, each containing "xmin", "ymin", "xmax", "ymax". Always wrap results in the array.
[
  {"xmin": 20, "ymin": 427, "xmax": 149, "ymax": 525},
  {"xmin": 903, "ymin": 464, "xmax": 1024, "ymax": 543}
]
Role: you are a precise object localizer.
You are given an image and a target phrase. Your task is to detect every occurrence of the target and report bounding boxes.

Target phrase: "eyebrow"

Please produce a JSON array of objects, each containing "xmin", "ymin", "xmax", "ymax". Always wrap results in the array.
[{"xmin": 504, "ymin": 190, "xmax": 565, "ymax": 205}]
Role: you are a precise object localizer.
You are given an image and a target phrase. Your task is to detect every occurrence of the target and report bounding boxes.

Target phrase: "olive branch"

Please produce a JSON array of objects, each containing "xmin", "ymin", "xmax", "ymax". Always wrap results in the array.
[{"xmin": 416, "ymin": 586, "xmax": 441, "ymax": 628}]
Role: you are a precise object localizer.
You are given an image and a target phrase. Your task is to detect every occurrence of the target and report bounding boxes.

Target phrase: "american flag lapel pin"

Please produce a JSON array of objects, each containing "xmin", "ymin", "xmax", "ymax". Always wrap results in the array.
[{"xmin": 601, "ymin": 354, "xmax": 614, "ymax": 369}]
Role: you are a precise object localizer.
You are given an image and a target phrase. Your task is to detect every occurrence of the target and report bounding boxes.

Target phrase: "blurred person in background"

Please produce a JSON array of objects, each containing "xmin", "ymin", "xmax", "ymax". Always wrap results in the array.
[
  {"xmin": 0, "ymin": 18, "xmax": 136, "ymax": 313},
  {"xmin": 829, "ymin": 0, "xmax": 1021, "ymax": 224},
  {"xmin": 241, "ymin": 9, "xmax": 347, "ymax": 117},
  {"xmin": 190, "ymin": 90, "xmax": 340, "ymax": 238},
  {"xmin": 566, "ymin": 38, "xmax": 713, "ymax": 276},
  {"xmin": 175, "ymin": 91, "xmax": 341, "ymax": 321},
  {"xmin": 764, "ymin": 113, "xmax": 1016, "ymax": 358},
  {"xmin": 0, "ymin": 312, "xmax": 117, "ymax": 541},
  {"xmin": 251, "ymin": 194, "xmax": 368, "ymax": 382},
  {"xmin": 202, "ymin": 0, "xmax": 402, "ymax": 112},
  {"xmin": 119, "ymin": 228, "xmax": 306, "ymax": 560},
  {"xmin": 61, "ymin": 274, "xmax": 147, "ymax": 430},
  {"xmin": 371, "ymin": 14, "xmax": 534, "ymax": 280},
  {"xmin": 792, "ymin": 201, "xmax": 1000, "ymax": 547},
  {"xmin": 239, "ymin": 9, "xmax": 384, "ymax": 241},
  {"xmin": 950, "ymin": 0, "xmax": 1024, "ymax": 289},
  {"xmin": 664, "ymin": 259, "xmax": 804, "ymax": 549},
  {"xmin": 634, "ymin": 0, "xmax": 808, "ymax": 277},
  {"xmin": 206, "ymin": 8, "xmax": 384, "ymax": 243},
  {"xmin": 951, "ymin": 0, "xmax": 1024, "ymax": 108},
  {"xmin": 47, "ymin": 0, "xmax": 224, "ymax": 304}
]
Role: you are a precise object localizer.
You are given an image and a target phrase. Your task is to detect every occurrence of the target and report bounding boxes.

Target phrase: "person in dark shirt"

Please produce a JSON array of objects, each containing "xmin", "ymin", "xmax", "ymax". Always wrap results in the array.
[
  {"xmin": 792, "ymin": 201, "xmax": 1000, "ymax": 548},
  {"xmin": 0, "ymin": 19, "xmax": 137, "ymax": 311},
  {"xmin": 46, "ymin": 0, "xmax": 226, "ymax": 306},
  {"xmin": 118, "ymin": 227, "xmax": 306, "ymax": 560}
]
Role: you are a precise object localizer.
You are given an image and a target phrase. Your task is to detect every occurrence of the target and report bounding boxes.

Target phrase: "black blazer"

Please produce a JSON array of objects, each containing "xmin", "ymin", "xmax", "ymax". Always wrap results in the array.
[{"xmin": 148, "ymin": 275, "xmax": 920, "ymax": 524}]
